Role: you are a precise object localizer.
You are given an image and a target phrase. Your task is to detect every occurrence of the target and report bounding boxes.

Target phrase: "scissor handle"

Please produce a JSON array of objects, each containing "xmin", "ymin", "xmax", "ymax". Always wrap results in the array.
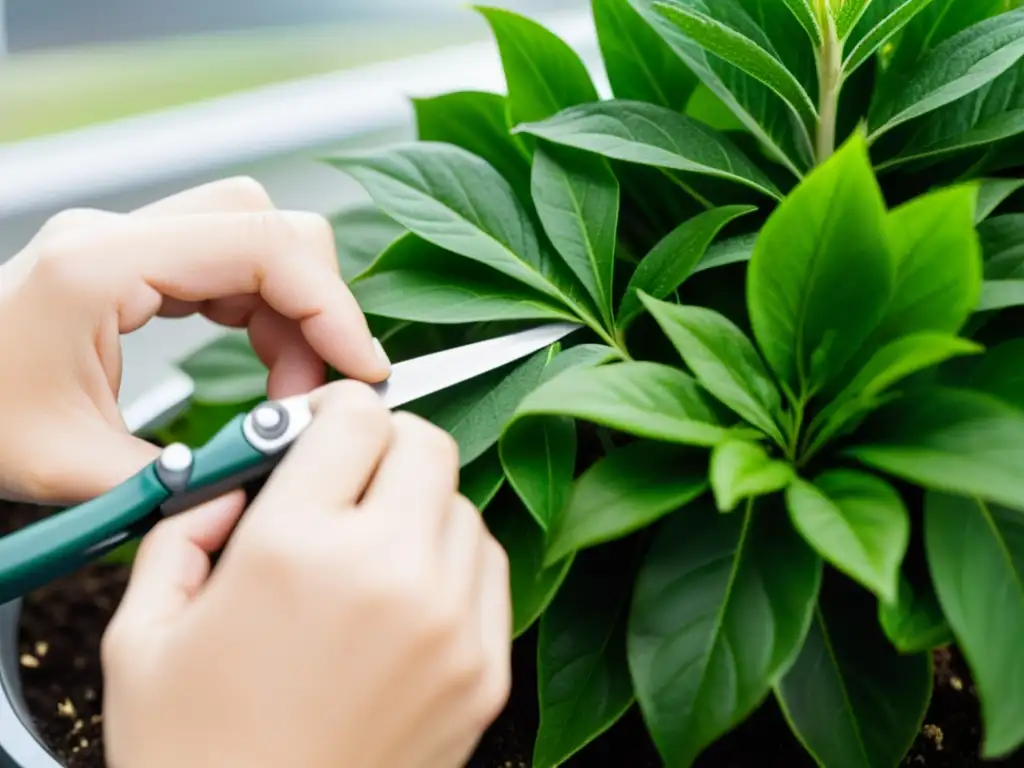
[{"xmin": 0, "ymin": 395, "xmax": 312, "ymax": 605}]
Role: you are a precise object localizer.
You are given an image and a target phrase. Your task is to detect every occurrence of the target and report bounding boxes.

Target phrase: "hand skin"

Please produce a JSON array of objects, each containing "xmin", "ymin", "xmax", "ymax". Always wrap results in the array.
[
  {"xmin": 102, "ymin": 382, "xmax": 512, "ymax": 768},
  {"xmin": 0, "ymin": 178, "xmax": 512, "ymax": 766}
]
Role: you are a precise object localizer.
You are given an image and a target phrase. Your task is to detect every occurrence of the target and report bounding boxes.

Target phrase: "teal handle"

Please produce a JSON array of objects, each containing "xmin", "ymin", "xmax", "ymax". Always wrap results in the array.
[{"xmin": 0, "ymin": 466, "xmax": 170, "ymax": 605}]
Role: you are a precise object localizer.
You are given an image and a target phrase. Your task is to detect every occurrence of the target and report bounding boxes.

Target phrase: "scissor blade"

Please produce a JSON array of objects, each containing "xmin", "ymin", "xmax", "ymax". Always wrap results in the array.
[{"xmin": 371, "ymin": 322, "xmax": 581, "ymax": 409}]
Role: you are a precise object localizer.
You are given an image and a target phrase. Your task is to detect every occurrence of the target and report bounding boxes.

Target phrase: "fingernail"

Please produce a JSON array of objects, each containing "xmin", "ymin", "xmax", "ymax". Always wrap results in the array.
[{"xmin": 373, "ymin": 338, "xmax": 392, "ymax": 373}]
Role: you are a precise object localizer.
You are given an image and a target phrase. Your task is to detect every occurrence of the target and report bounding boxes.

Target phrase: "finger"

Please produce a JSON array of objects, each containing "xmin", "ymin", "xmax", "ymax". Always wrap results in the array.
[
  {"xmin": 250, "ymin": 380, "xmax": 393, "ymax": 519},
  {"xmin": 116, "ymin": 491, "xmax": 247, "ymax": 627},
  {"xmin": 130, "ymin": 176, "xmax": 275, "ymax": 217},
  {"xmin": 438, "ymin": 495, "xmax": 486, "ymax": 609},
  {"xmin": 93, "ymin": 211, "xmax": 389, "ymax": 382},
  {"xmin": 248, "ymin": 302, "xmax": 325, "ymax": 398},
  {"xmin": 475, "ymin": 537, "xmax": 513, "ymax": 723},
  {"xmin": 359, "ymin": 412, "xmax": 460, "ymax": 528}
]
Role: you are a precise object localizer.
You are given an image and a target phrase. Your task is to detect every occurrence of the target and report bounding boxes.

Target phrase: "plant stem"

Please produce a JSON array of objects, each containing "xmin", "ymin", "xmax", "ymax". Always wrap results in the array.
[
  {"xmin": 815, "ymin": 9, "xmax": 842, "ymax": 164},
  {"xmin": 785, "ymin": 399, "xmax": 806, "ymax": 463}
]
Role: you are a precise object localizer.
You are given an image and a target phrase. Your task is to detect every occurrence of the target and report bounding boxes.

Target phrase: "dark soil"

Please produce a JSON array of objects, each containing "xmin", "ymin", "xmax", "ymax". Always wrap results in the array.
[{"xmin": 0, "ymin": 501, "xmax": 1014, "ymax": 768}]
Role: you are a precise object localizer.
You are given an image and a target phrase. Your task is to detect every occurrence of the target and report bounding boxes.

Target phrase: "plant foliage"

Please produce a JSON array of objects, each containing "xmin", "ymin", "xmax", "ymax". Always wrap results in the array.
[{"xmin": 169, "ymin": 0, "xmax": 1024, "ymax": 765}]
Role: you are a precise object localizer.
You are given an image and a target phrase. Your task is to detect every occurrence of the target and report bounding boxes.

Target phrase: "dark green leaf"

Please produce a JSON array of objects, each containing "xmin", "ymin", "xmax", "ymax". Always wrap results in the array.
[
  {"xmin": 532, "ymin": 143, "xmax": 619, "ymax": 324},
  {"xmin": 978, "ymin": 279, "xmax": 1024, "ymax": 310},
  {"xmin": 629, "ymin": 498, "xmax": 822, "ymax": 768},
  {"xmin": 843, "ymin": 0, "xmax": 939, "ymax": 75},
  {"xmin": 980, "ymin": 214, "xmax": 1024, "ymax": 278},
  {"xmin": 643, "ymin": 297, "xmax": 787, "ymax": 445},
  {"xmin": 879, "ymin": 573, "xmax": 954, "ymax": 654},
  {"xmin": 976, "ymin": 178, "xmax": 1024, "ymax": 223},
  {"xmin": 883, "ymin": 0, "xmax": 1007, "ymax": 75},
  {"xmin": 786, "ymin": 470, "xmax": 910, "ymax": 603},
  {"xmin": 534, "ymin": 546, "xmax": 638, "ymax": 768},
  {"xmin": 618, "ymin": 205, "xmax": 757, "ymax": 327},
  {"xmin": 925, "ymin": 492, "xmax": 1024, "ymax": 758},
  {"xmin": 545, "ymin": 441, "xmax": 708, "ymax": 566},
  {"xmin": 652, "ymin": 0, "xmax": 818, "ymax": 124},
  {"xmin": 692, "ymin": 231, "xmax": 758, "ymax": 273},
  {"xmin": 413, "ymin": 90, "xmax": 532, "ymax": 207},
  {"xmin": 965, "ymin": 337, "xmax": 1024, "ymax": 409},
  {"xmin": 179, "ymin": 334, "xmax": 267, "ymax": 405},
  {"xmin": 477, "ymin": 6, "xmax": 598, "ymax": 127},
  {"xmin": 461, "ymin": 448, "xmax": 506, "ymax": 511},
  {"xmin": 514, "ymin": 100, "xmax": 782, "ymax": 201},
  {"xmin": 513, "ymin": 361, "xmax": 736, "ymax": 447},
  {"xmin": 332, "ymin": 204, "xmax": 405, "ymax": 279},
  {"xmin": 776, "ymin": 586, "xmax": 933, "ymax": 768},
  {"xmin": 747, "ymin": 132, "xmax": 894, "ymax": 399},
  {"xmin": 500, "ymin": 415, "xmax": 576, "ymax": 530},
  {"xmin": 867, "ymin": 9, "xmax": 1024, "ymax": 141},
  {"xmin": 487, "ymin": 499, "xmax": 574, "ymax": 638},
  {"xmin": 848, "ymin": 387, "xmax": 1024, "ymax": 512},
  {"xmin": 709, "ymin": 439, "xmax": 794, "ymax": 513},
  {"xmin": 591, "ymin": 0, "xmax": 700, "ymax": 109},
  {"xmin": 780, "ymin": 0, "xmax": 822, "ymax": 45}
]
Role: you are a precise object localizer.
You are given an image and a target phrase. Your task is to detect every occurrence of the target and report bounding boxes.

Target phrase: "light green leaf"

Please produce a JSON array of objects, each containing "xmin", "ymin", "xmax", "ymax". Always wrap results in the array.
[
  {"xmin": 179, "ymin": 333, "xmax": 267, "ymax": 405},
  {"xmin": 848, "ymin": 387, "xmax": 1024, "ymax": 512},
  {"xmin": 487, "ymin": 500, "xmax": 574, "ymax": 638},
  {"xmin": 879, "ymin": 573, "xmax": 954, "ymax": 654},
  {"xmin": 618, "ymin": 205, "xmax": 757, "ymax": 327},
  {"xmin": 776, "ymin": 588, "xmax": 933, "ymax": 768},
  {"xmin": 925, "ymin": 492, "xmax": 1024, "ymax": 758},
  {"xmin": 643, "ymin": 297, "xmax": 787, "ymax": 445},
  {"xmin": 534, "ymin": 545, "xmax": 638, "ymax": 768},
  {"xmin": 978, "ymin": 279, "xmax": 1024, "ymax": 311},
  {"xmin": 652, "ymin": 1, "xmax": 818, "ymax": 124},
  {"xmin": 867, "ymin": 9, "xmax": 1024, "ymax": 141},
  {"xmin": 837, "ymin": 0, "xmax": 879, "ymax": 40},
  {"xmin": 413, "ymin": 90, "xmax": 532, "ymax": 207},
  {"xmin": 331, "ymin": 204, "xmax": 405, "ymax": 279},
  {"xmin": 843, "ymin": 0, "xmax": 938, "ymax": 75},
  {"xmin": 781, "ymin": 0, "xmax": 823, "ymax": 44},
  {"xmin": 747, "ymin": 132, "xmax": 894, "ymax": 399},
  {"xmin": 514, "ymin": 100, "xmax": 782, "ymax": 201},
  {"xmin": 461, "ymin": 449, "xmax": 506, "ymax": 511},
  {"xmin": 883, "ymin": 0, "xmax": 1007, "ymax": 74},
  {"xmin": 629, "ymin": 498, "xmax": 822, "ymax": 768},
  {"xmin": 477, "ymin": 6, "xmax": 598, "ymax": 129},
  {"xmin": 591, "ymin": 0, "xmax": 700, "ymax": 110},
  {"xmin": 976, "ymin": 178, "xmax": 1024, "ymax": 223},
  {"xmin": 709, "ymin": 439, "xmax": 794, "ymax": 513},
  {"xmin": 542, "ymin": 343, "xmax": 622, "ymax": 381},
  {"xmin": 786, "ymin": 471, "xmax": 910, "ymax": 603},
  {"xmin": 544, "ymin": 441, "xmax": 708, "ymax": 566},
  {"xmin": 500, "ymin": 415, "xmax": 576, "ymax": 531},
  {"xmin": 513, "ymin": 361, "xmax": 734, "ymax": 447},
  {"xmin": 326, "ymin": 143, "xmax": 580, "ymax": 308},
  {"xmin": 692, "ymin": 231, "xmax": 758, "ymax": 274},
  {"xmin": 966, "ymin": 337, "xmax": 1024, "ymax": 410},
  {"xmin": 532, "ymin": 143, "xmax": 619, "ymax": 324}
]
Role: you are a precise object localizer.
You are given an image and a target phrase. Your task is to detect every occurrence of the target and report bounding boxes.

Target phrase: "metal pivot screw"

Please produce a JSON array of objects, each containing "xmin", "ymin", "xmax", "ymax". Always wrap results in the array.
[
  {"xmin": 156, "ymin": 443, "xmax": 194, "ymax": 492},
  {"xmin": 251, "ymin": 402, "xmax": 290, "ymax": 440}
]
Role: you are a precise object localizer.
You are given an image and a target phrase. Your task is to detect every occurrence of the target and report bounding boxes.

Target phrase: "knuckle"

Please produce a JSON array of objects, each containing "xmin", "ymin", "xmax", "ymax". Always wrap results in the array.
[
  {"xmin": 31, "ymin": 233, "xmax": 104, "ymax": 295},
  {"xmin": 219, "ymin": 176, "xmax": 273, "ymax": 210},
  {"xmin": 475, "ymin": 663, "xmax": 512, "ymax": 727},
  {"xmin": 392, "ymin": 412, "xmax": 459, "ymax": 465},
  {"xmin": 290, "ymin": 211, "xmax": 338, "ymax": 271},
  {"xmin": 317, "ymin": 380, "xmax": 389, "ymax": 423},
  {"xmin": 38, "ymin": 207, "xmax": 109, "ymax": 237}
]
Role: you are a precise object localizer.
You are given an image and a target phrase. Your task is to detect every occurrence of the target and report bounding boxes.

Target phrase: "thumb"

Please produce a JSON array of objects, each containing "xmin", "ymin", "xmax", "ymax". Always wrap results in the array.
[{"xmin": 116, "ymin": 491, "xmax": 247, "ymax": 628}]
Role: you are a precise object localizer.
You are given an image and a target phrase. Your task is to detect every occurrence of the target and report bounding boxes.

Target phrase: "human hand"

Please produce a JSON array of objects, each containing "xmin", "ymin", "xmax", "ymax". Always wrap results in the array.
[
  {"xmin": 0, "ymin": 177, "xmax": 390, "ymax": 504},
  {"xmin": 100, "ymin": 381, "xmax": 512, "ymax": 768}
]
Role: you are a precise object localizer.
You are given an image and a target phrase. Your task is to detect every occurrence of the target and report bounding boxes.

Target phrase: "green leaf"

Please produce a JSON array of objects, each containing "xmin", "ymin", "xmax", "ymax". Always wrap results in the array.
[
  {"xmin": 867, "ymin": 9, "xmax": 1024, "ymax": 141},
  {"xmin": 843, "ymin": 0, "xmax": 939, "ymax": 76},
  {"xmin": 652, "ymin": 0, "xmax": 818, "ymax": 124},
  {"xmin": 487, "ymin": 500, "xmax": 574, "ymax": 638},
  {"xmin": 879, "ymin": 573, "xmax": 954, "ymax": 654},
  {"xmin": 477, "ymin": 6, "xmax": 598, "ymax": 128},
  {"xmin": 544, "ymin": 441, "xmax": 708, "ymax": 566},
  {"xmin": 976, "ymin": 177, "xmax": 1024, "ymax": 223},
  {"xmin": 461, "ymin": 449, "xmax": 506, "ymax": 511},
  {"xmin": 848, "ymin": 387, "xmax": 1024, "ymax": 512},
  {"xmin": 179, "ymin": 333, "xmax": 267, "ymax": 405},
  {"xmin": 925, "ymin": 492, "xmax": 1024, "ymax": 758},
  {"xmin": 966, "ymin": 337, "xmax": 1024, "ymax": 410},
  {"xmin": 627, "ymin": 0, "xmax": 814, "ymax": 177},
  {"xmin": 542, "ymin": 343, "xmax": 622, "ymax": 380},
  {"xmin": 534, "ymin": 545, "xmax": 637, "ymax": 768},
  {"xmin": 499, "ymin": 415, "xmax": 576, "ymax": 531},
  {"xmin": 709, "ymin": 439, "xmax": 794, "ymax": 513},
  {"xmin": 837, "ymin": 0, "xmax": 883, "ymax": 40},
  {"xmin": 978, "ymin": 279, "xmax": 1024, "ymax": 310},
  {"xmin": 591, "ymin": 0, "xmax": 700, "ymax": 110},
  {"xmin": 513, "ymin": 361, "xmax": 734, "ymax": 447},
  {"xmin": 514, "ymin": 100, "xmax": 782, "ymax": 201},
  {"xmin": 776, "ymin": 586, "xmax": 933, "ymax": 768},
  {"xmin": 532, "ymin": 143, "xmax": 619, "ymax": 324},
  {"xmin": 786, "ymin": 471, "xmax": 910, "ymax": 603},
  {"xmin": 692, "ymin": 231, "xmax": 758, "ymax": 274},
  {"xmin": 413, "ymin": 90, "xmax": 532, "ymax": 207},
  {"xmin": 618, "ymin": 205, "xmax": 757, "ymax": 327},
  {"xmin": 628, "ymin": 498, "xmax": 822, "ymax": 768},
  {"xmin": 981, "ymin": 214, "xmax": 1024, "ymax": 277},
  {"xmin": 643, "ymin": 297, "xmax": 787, "ymax": 445},
  {"xmin": 884, "ymin": 0, "xmax": 1007, "ymax": 74},
  {"xmin": 747, "ymin": 132, "xmax": 894, "ymax": 399},
  {"xmin": 807, "ymin": 333, "xmax": 983, "ymax": 450},
  {"xmin": 326, "ymin": 143, "xmax": 580, "ymax": 308},
  {"xmin": 331, "ymin": 204, "xmax": 405, "ymax": 279},
  {"xmin": 781, "ymin": 0, "xmax": 822, "ymax": 45},
  {"xmin": 351, "ymin": 234, "xmax": 578, "ymax": 325}
]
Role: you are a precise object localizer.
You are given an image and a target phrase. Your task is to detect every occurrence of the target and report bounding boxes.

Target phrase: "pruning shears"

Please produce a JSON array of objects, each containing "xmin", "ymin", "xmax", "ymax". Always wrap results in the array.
[{"xmin": 0, "ymin": 322, "xmax": 580, "ymax": 605}]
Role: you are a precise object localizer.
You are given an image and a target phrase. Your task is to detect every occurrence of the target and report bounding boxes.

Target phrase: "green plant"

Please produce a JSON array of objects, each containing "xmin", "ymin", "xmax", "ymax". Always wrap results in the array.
[{"xmin": 173, "ymin": 1, "xmax": 1024, "ymax": 765}]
